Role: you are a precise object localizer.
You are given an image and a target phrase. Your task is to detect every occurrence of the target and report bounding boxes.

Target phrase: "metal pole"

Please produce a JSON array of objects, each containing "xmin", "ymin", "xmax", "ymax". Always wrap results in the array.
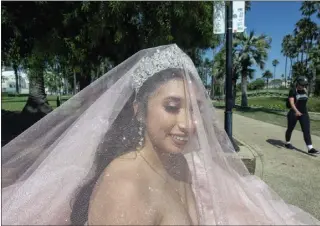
[{"xmin": 224, "ymin": 1, "xmax": 233, "ymax": 139}]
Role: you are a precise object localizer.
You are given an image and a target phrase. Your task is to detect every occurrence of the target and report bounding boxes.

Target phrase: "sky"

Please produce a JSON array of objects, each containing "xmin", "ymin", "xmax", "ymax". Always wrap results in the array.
[{"xmin": 204, "ymin": 1, "xmax": 318, "ymax": 81}]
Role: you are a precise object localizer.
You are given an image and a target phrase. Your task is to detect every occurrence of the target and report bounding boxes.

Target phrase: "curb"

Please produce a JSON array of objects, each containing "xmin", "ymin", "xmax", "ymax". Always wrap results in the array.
[{"xmin": 233, "ymin": 135, "xmax": 264, "ymax": 179}]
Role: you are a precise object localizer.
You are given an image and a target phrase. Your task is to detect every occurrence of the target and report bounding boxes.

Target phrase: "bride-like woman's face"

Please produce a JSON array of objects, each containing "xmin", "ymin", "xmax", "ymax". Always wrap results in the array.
[{"xmin": 144, "ymin": 78, "xmax": 200, "ymax": 154}]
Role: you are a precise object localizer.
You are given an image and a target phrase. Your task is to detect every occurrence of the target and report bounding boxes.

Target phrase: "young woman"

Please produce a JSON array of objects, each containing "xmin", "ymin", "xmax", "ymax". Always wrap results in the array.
[
  {"xmin": 2, "ymin": 45, "xmax": 320, "ymax": 225},
  {"xmin": 73, "ymin": 68, "xmax": 200, "ymax": 225},
  {"xmin": 285, "ymin": 76, "xmax": 319, "ymax": 154}
]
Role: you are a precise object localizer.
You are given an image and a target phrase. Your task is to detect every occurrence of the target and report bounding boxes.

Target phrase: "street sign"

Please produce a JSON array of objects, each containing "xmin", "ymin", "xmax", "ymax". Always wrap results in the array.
[
  {"xmin": 213, "ymin": 1, "xmax": 225, "ymax": 34},
  {"xmin": 213, "ymin": 1, "xmax": 245, "ymax": 34},
  {"xmin": 232, "ymin": 1, "xmax": 245, "ymax": 33}
]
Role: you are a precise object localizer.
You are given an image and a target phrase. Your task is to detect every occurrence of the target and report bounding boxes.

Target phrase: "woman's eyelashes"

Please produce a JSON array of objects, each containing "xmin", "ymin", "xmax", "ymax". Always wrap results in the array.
[
  {"xmin": 164, "ymin": 104, "xmax": 203, "ymax": 116},
  {"xmin": 164, "ymin": 103, "xmax": 180, "ymax": 113},
  {"xmin": 163, "ymin": 98, "xmax": 203, "ymax": 115}
]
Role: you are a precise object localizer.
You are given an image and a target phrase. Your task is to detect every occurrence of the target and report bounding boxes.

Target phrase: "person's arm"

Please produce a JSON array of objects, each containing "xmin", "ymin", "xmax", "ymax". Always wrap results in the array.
[
  {"xmin": 88, "ymin": 162, "xmax": 159, "ymax": 225},
  {"xmin": 288, "ymin": 89, "xmax": 302, "ymax": 116}
]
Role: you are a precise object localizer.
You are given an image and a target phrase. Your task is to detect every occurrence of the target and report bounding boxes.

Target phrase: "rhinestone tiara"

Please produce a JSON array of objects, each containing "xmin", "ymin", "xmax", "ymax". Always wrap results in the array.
[{"xmin": 131, "ymin": 44, "xmax": 199, "ymax": 93}]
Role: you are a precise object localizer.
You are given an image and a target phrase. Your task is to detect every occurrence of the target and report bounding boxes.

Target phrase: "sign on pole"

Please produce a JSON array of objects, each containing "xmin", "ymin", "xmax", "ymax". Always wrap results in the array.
[
  {"xmin": 232, "ymin": 1, "xmax": 245, "ymax": 33},
  {"xmin": 213, "ymin": 1, "xmax": 225, "ymax": 34},
  {"xmin": 213, "ymin": 1, "xmax": 245, "ymax": 34}
]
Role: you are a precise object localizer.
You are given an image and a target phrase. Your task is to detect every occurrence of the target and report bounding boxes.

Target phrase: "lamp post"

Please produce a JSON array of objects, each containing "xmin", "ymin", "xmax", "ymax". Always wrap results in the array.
[
  {"xmin": 213, "ymin": 1, "xmax": 245, "ymax": 152},
  {"xmin": 224, "ymin": 1, "xmax": 233, "ymax": 139}
]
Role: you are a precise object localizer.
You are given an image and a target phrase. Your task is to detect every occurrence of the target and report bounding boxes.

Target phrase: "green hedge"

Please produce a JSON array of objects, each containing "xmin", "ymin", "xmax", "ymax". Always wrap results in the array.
[
  {"xmin": 245, "ymin": 97, "xmax": 320, "ymax": 112},
  {"xmin": 216, "ymin": 96, "xmax": 320, "ymax": 113}
]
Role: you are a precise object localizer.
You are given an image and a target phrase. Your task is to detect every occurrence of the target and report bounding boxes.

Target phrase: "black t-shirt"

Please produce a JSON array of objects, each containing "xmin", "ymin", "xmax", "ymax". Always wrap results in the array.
[{"xmin": 288, "ymin": 88, "xmax": 308, "ymax": 113}]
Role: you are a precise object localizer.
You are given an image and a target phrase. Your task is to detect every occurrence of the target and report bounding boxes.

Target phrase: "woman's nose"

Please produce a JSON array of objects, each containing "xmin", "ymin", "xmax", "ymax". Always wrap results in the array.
[{"xmin": 177, "ymin": 110, "xmax": 195, "ymax": 133}]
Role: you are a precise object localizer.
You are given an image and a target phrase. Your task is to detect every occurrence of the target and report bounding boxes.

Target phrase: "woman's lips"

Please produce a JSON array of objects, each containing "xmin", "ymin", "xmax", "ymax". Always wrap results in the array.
[{"xmin": 170, "ymin": 135, "xmax": 188, "ymax": 146}]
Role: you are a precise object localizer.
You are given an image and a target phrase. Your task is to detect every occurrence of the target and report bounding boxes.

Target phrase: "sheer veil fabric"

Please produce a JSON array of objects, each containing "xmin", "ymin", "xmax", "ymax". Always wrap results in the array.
[{"xmin": 2, "ymin": 44, "xmax": 320, "ymax": 225}]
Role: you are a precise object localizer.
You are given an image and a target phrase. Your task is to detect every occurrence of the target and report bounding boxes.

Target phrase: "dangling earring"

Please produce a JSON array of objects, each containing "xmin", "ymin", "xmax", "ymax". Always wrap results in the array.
[{"xmin": 137, "ymin": 121, "xmax": 144, "ymax": 151}]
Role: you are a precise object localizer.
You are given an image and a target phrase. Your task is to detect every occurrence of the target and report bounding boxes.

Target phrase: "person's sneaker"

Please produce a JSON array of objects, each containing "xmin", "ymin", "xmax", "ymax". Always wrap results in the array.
[
  {"xmin": 285, "ymin": 143, "xmax": 294, "ymax": 149},
  {"xmin": 308, "ymin": 148, "xmax": 319, "ymax": 154}
]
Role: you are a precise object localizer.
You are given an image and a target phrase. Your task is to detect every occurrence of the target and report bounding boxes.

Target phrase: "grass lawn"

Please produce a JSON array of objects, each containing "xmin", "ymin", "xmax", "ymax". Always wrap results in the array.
[
  {"xmin": 1, "ymin": 95, "xmax": 70, "ymax": 112},
  {"xmin": 238, "ymin": 96, "xmax": 320, "ymax": 112},
  {"xmin": 214, "ymin": 96, "xmax": 320, "ymax": 137},
  {"xmin": 2, "ymin": 95, "xmax": 319, "ymax": 141}
]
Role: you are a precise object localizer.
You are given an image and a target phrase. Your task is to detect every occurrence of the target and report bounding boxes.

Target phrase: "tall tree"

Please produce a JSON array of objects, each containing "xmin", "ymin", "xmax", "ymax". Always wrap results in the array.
[
  {"xmin": 308, "ymin": 43, "xmax": 320, "ymax": 95},
  {"xmin": 212, "ymin": 46, "xmax": 243, "ymax": 106},
  {"xmin": 286, "ymin": 35, "xmax": 299, "ymax": 85},
  {"xmin": 62, "ymin": 1, "xmax": 220, "ymax": 90},
  {"xmin": 272, "ymin": 59, "xmax": 279, "ymax": 80},
  {"xmin": 281, "ymin": 35, "xmax": 293, "ymax": 87},
  {"xmin": 3, "ymin": 1, "xmax": 220, "ymax": 106},
  {"xmin": 1, "ymin": 4, "xmax": 29, "ymax": 94},
  {"xmin": 300, "ymin": 1, "xmax": 319, "ymax": 17},
  {"xmin": 291, "ymin": 1, "xmax": 320, "ymax": 92},
  {"xmin": 233, "ymin": 31, "xmax": 271, "ymax": 107},
  {"xmin": 294, "ymin": 18, "xmax": 318, "ymax": 64},
  {"xmin": 212, "ymin": 47, "xmax": 226, "ymax": 99},
  {"xmin": 2, "ymin": 2, "xmax": 70, "ymax": 116},
  {"xmin": 262, "ymin": 70, "xmax": 273, "ymax": 90}
]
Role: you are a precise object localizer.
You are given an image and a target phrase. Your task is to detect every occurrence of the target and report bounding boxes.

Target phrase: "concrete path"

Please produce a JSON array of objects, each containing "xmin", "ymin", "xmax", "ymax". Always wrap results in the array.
[{"xmin": 216, "ymin": 110, "xmax": 320, "ymax": 220}]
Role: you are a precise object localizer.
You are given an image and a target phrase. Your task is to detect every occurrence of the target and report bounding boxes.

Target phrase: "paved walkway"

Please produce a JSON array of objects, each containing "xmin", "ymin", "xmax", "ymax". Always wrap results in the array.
[{"xmin": 216, "ymin": 110, "xmax": 320, "ymax": 220}]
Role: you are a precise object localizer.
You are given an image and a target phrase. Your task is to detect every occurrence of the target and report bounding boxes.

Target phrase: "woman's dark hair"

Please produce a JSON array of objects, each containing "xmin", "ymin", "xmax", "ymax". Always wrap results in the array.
[{"xmin": 70, "ymin": 68, "xmax": 186, "ymax": 225}]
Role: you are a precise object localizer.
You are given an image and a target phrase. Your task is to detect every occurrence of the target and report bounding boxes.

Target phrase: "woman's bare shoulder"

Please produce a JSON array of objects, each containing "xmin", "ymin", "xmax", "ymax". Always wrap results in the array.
[
  {"xmin": 93, "ymin": 151, "xmax": 145, "ymax": 194},
  {"xmin": 88, "ymin": 152, "xmax": 161, "ymax": 225}
]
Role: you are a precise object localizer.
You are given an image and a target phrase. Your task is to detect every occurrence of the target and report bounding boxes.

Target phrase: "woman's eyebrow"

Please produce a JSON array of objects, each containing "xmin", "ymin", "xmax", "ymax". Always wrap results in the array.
[
  {"xmin": 163, "ymin": 97, "xmax": 202, "ymax": 108},
  {"xmin": 164, "ymin": 96, "xmax": 183, "ymax": 102}
]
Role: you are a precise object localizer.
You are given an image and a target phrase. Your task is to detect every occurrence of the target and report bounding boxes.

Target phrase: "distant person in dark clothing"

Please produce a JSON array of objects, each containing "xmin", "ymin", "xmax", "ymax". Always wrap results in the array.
[{"xmin": 285, "ymin": 76, "xmax": 319, "ymax": 154}]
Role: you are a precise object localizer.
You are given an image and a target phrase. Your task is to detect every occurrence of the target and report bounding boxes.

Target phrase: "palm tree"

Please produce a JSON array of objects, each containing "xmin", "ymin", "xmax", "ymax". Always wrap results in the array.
[
  {"xmin": 234, "ymin": 31, "xmax": 271, "ymax": 107},
  {"xmin": 294, "ymin": 1, "xmax": 320, "ymax": 94},
  {"xmin": 262, "ymin": 70, "xmax": 273, "ymax": 90},
  {"xmin": 300, "ymin": 1, "xmax": 318, "ymax": 17},
  {"xmin": 272, "ymin": 59, "xmax": 279, "ymax": 80},
  {"xmin": 281, "ymin": 35, "xmax": 292, "ymax": 88},
  {"xmin": 212, "ymin": 46, "xmax": 242, "ymax": 106},
  {"xmin": 309, "ymin": 44, "xmax": 320, "ymax": 94},
  {"xmin": 281, "ymin": 73, "xmax": 285, "ymax": 87},
  {"xmin": 286, "ymin": 35, "xmax": 299, "ymax": 85},
  {"xmin": 289, "ymin": 2, "xmax": 319, "ymax": 94},
  {"xmin": 212, "ymin": 47, "xmax": 226, "ymax": 99},
  {"xmin": 295, "ymin": 2, "xmax": 319, "ymax": 64},
  {"xmin": 294, "ymin": 18, "xmax": 318, "ymax": 64},
  {"xmin": 232, "ymin": 51, "xmax": 242, "ymax": 107}
]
